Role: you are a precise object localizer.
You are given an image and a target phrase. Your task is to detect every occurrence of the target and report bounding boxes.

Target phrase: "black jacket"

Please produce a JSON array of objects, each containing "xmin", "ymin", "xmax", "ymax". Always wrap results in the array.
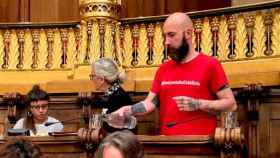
[{"xmin": 91, "ymin": 83, "xmax": 133, "ymax": 132}]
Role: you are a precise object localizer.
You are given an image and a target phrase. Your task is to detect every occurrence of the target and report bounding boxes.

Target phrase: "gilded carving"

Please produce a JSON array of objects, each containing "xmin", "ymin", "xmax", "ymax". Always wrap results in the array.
[
  {"xmin": 210, "ymin": 17, "xmax": 219, "ymax": 57},
  {"xmin": 2, "ymin": 30, "xmax": 11, "ymax": 69},
  {"xmin": 16, "ymin": 30, "xmax": 25, "ymax": 69},
  {"xmin": 31, "ymin": 30, "xmax": 40, "ymax": 69},
  {"xmin": 37, "ymin": 29, "xmax": 47, "ymax": 69},
  {"xmin": 228, "ymin": 15, "xmax": 237, "ymax": 60},
  {"xmin": 244, "ymin": 13, "xmax": 255, "ymax": 58},
  {"xmin": 98, "ymin": 19, "xmax": 106, "ymax": 58},
  {"xmin": 217, "ymin": 15, "xmax": 230, "ymax": 61},
  {"xmin": 131, "ymin": 24, "xmax": 139, "ymax": 66},
  {"xmin": 46, "ymin": 29, "xmax": 54, "ymax": 69},
  {"xmin": 79, "ymin": 0, "xmax": 121, "ymax": 20},
  {"xmin": 9, "ymin": 30, "xmax": 19, "ymax": 69},
  {"xmin": 23, "ymin": 29, "xmax": 33, "ymax": 70},
  {"xmin": 194, "ymin": 19, "xmax": 203, "ymax": 52},
  {"xmin": 85, "ymin": 20, "xmax": 93, "ymax": 64},
  {"xmin": 253, "ymin": 11, "xmax": 266, "ymax": 58},
  {"xmin": 118, "ymin": 25, "xmax": 125, "ymax": 66},
  {"xmin": 0, "ymin": 30, "xmax": 4, "ymax": 68},
  {"xmin": 201, "ymin": 17, "xmax": 213, "ymax": 56},
  {"xmin": 53, "ymin": 29, "xmax": 62, "ymax": 69},
  {"xmin": 147, "ymin": 23, "xmax": 154, "ymax": 65},
  {"xmin": 67, "ymin": 28, "xmax": 76, "ymax": 69},
  {"xmin": 235, "ymin": 14, "xmax": 248, "ymax": 60},
  {"xmin": 80, "ymin": 23, "xmax": 88, "ymax": 64},
  {"xmin": 123, "ymin": 25, "xmax": 133, "ymax": 67},
  {"xmin": 153, "ymin": 22, "xmax": 164, "ymax": 65},
  {"xmin": 104, "ymin": 20, "xmax": 113, "ymax": 58},
  {"xmin": 264, "ymin": 10, "xmax": 273, "ymax": 56},
  {"xmin": 272, "ymin": 9, "xmax": 280, "ymax": 56},
  {"xmin": 137, "ymin": 23, "xmax": 148, "ymax": 66},
  {"xmin": 92, "ymin": 20, "xmax": 101, "ymax": 61},
  {"xmin": 60, "ymin": 29, "xmax": 69, "ymax": 69},
  {"xmin": 111, "ymin": 22, "xmax": 120, "ymax": 65}
]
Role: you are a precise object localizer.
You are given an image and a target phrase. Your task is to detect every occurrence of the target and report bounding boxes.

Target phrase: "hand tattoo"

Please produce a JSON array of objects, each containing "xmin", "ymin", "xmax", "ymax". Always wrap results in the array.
[{"xmin": 188, "ymin": 99, "xmax": 201, "ymax": 111}]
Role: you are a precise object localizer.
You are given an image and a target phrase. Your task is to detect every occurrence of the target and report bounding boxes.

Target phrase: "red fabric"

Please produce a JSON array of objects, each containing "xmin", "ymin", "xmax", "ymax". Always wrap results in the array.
[{"xmin": 151, "ymin": 53, "xmax": 228, "ymax": 135}]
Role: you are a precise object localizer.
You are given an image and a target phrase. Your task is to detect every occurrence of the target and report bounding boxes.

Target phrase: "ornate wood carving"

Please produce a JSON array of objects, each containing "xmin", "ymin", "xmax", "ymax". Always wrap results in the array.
[
  {"xmin": 2, "ymin": 30, "xmax": 11, "ymax": 69},
  {"xmin": 46, "ymin": 29, "xmax": 54, "ymax": 69},
  {"xmin": 85, "ymin": 20, "xmax": 93, "ymax": 64},
  {"xmin": 60, "ymin": 29, "xmax": 68, "ymax": 69},
  {"xmin": 131, "ymin": 24, "xmax": 139, "ymax": 66},
  {"xmin": 16, "ymin": 30, "xmax": 25, "ymax": 69},
  {"xmin": 31, "ymin": 29, "xmax": 40, "ymax": 69}
]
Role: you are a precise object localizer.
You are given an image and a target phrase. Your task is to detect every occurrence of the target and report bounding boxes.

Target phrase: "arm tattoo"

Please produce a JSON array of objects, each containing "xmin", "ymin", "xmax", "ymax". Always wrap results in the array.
[{"xmin": 131, "ymin": 102, "xmax": 147, "ymax": 114}]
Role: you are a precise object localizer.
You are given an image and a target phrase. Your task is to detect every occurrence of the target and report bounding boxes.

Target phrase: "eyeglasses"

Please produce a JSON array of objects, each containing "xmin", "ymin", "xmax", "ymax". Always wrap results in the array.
[
  {"xmin": 89, "ymin": 74, "xmax": 102, "ymax": 80},
  {"xmin": 89, "ymin": 74, "xmax": 96, "ymax": 80},
  {"xmin": 31, "ymin": 104, "xmax": 48, "ymax": 110}
]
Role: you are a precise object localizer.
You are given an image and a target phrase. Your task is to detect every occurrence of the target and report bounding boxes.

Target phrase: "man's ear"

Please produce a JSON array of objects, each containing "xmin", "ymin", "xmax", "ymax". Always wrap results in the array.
[{"xmin": 185, "ymin": 28, "xmax": 192, "ymax": 39}]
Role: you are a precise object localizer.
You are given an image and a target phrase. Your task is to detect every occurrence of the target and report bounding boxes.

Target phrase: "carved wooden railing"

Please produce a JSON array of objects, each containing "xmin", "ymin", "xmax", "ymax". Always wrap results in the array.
[
  {"xmin": 119, "ymin": 1, "xmax": 280, "ymax": 67},
  {"xmin": 1, "ymin": 1, "xmax": 280, "ymax": 70},
  {"xmin": 0, "ymin": 23, "xmax": 80, "ymax": 70},
  {"xmin": 0, "ymin": 1, "xmax": 279, "ymax": 95}
]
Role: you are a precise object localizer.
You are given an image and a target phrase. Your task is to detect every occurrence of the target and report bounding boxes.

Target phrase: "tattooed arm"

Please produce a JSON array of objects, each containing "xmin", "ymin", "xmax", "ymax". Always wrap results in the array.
[{"xmin": 113, "ymin": 92, "xmax": 159, "ymax": 116}]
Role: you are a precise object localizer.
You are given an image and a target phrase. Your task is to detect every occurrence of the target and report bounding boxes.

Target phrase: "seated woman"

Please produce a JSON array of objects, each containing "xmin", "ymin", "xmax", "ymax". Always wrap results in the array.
[
  {"xmin": 13, "ymin": 85, "xmax": 63, "ymax": 136},
  {"xmin": 95, "ymin": 130, "xmax": 144, "ymax": 158},
  {"xmin": 90, "ymin": 58, "xmax": 133, "ymax": 132}
]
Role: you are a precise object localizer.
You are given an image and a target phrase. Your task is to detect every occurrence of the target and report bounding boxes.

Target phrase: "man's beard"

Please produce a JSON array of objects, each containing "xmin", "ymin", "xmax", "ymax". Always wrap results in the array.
[{"xmin": 167, "ymin": 37, "xmax": 189, "ymax": 63}]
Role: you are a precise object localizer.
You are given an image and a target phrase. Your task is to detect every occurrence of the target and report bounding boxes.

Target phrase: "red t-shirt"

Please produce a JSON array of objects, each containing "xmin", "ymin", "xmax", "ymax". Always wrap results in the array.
[{"xmin": 151, "ymin": 53, "xmax": 228, "ymax": 135}]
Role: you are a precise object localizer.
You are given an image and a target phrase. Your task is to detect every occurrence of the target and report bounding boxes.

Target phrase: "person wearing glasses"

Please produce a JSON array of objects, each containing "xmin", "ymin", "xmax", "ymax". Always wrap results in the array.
[
  {"xmin": 90, "ymin": 58, "xmax": 133, "ymax": 132},
  {"xmin": 13, "ymin": 85, "xmax": 63, "ymax": 136}
]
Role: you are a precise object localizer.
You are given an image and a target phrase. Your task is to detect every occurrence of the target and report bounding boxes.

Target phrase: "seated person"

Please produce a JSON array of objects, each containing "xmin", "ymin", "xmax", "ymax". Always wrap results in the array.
[
  {"xmin": 90, "ymin": 58, "xmax": 133, "ymax": 132},
  {"xmin": 95, "ymin": 130, "xmax": 144, "ymax": 158},
  {"xmin": 0, "ymin": 138, "xmax": 41, "ymax": 158},
  {"xmin": 13, "ymin": 85, "xmax": 63, "ymax": 136}
]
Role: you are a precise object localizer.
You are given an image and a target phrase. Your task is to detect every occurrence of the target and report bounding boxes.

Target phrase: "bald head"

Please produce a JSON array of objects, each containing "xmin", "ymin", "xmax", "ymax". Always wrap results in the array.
[{"xmin": 164, "ymin": 12, "xmax": 193, "ymax": 31}]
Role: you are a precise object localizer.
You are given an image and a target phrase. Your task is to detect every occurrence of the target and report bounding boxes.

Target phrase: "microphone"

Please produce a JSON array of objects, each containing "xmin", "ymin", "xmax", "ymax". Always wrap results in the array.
[
  {"xmin": 166, "ymin": 122, "xmax": 176, "ymax": 128},
  {"xmin": 45, "ymin": 122, "xmax": 60, "ymax": 126},
  {"xmin": 45, "ymin": 117, "xmax": 82, "ymax": 126},
  {"xmin": 165, "ymin": 115, "xmax": 211, "ymax": 128},
  {"xmin": 7, "ymin": 128, "xmax": 30, "ymax": 136}
]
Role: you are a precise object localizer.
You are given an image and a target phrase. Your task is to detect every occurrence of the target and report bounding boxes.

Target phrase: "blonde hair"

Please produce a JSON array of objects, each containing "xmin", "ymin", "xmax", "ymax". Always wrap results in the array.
[{"xmin": 92, "ymin": 58, "xmax": 126, "ymax": 84}]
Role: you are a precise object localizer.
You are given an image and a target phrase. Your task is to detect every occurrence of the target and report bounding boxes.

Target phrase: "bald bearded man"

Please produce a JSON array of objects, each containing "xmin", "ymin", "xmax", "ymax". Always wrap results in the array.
[{"xmin": 113, "ymin": 12, "xmax": 237, "ymax": 135}]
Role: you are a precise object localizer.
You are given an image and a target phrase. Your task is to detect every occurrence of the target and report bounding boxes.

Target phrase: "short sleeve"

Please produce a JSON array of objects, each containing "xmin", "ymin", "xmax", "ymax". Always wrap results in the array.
[
  {"xmin": 13, "ymin": 118, "xmax": 24, "ymax": 129},
  {"xmin": 210, "ymin": 59, "xmax": 228, "ymax": 93},
  {"xmin": 151, "ymin": 67, "xmax": 162, "ymax": 94},
  {"xmin": 47, "ymin": 117, "xmax": 64, "ymax": 132}
]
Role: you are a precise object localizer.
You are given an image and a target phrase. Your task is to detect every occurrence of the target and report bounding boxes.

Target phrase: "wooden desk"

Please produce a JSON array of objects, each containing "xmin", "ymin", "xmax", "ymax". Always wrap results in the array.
[
  {"xmin": 0, "ymin": 135, "xmax": 220, "ymax": 158},
  {"xmin": 138, "ymin": 135, "xmax": 218, "ymax": 158},
  {"xmin": 0, "ymin": 136, "xmax": 86, "ymax": 158}
]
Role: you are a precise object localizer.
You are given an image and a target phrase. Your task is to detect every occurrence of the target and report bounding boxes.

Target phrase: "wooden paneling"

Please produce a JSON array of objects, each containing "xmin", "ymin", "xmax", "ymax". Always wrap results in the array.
[
  {"xmin": 0, "ymin": 0, "xmax": 80, "ymax": 23},
  {"xmin": 232, "ymin": 0, "xmax": 273, "ymax": 6},
  {"xmin": 239, "ymin": 96, "xmax": 280, "ymax": 158},
  {"xmin": 0, "ymin": 135, "xmax": 221, "ymax": 158},
  {"xmin": 121, "ymin": 0, "xmax": 231, "ymax": 18},
  {"xmin": 0, "ymin": 0, "xmax": 20, "ymax": 22},
  {"xmin": 30, "ymin": 0, "xmax": 80, "ymax": 22}
]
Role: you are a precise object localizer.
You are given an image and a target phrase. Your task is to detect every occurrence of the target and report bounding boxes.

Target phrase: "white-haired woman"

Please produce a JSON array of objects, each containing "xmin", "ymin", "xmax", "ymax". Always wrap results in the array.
[{"xmin": 90, "ymin": 58, "xmax": 133, "ymax": 132}]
